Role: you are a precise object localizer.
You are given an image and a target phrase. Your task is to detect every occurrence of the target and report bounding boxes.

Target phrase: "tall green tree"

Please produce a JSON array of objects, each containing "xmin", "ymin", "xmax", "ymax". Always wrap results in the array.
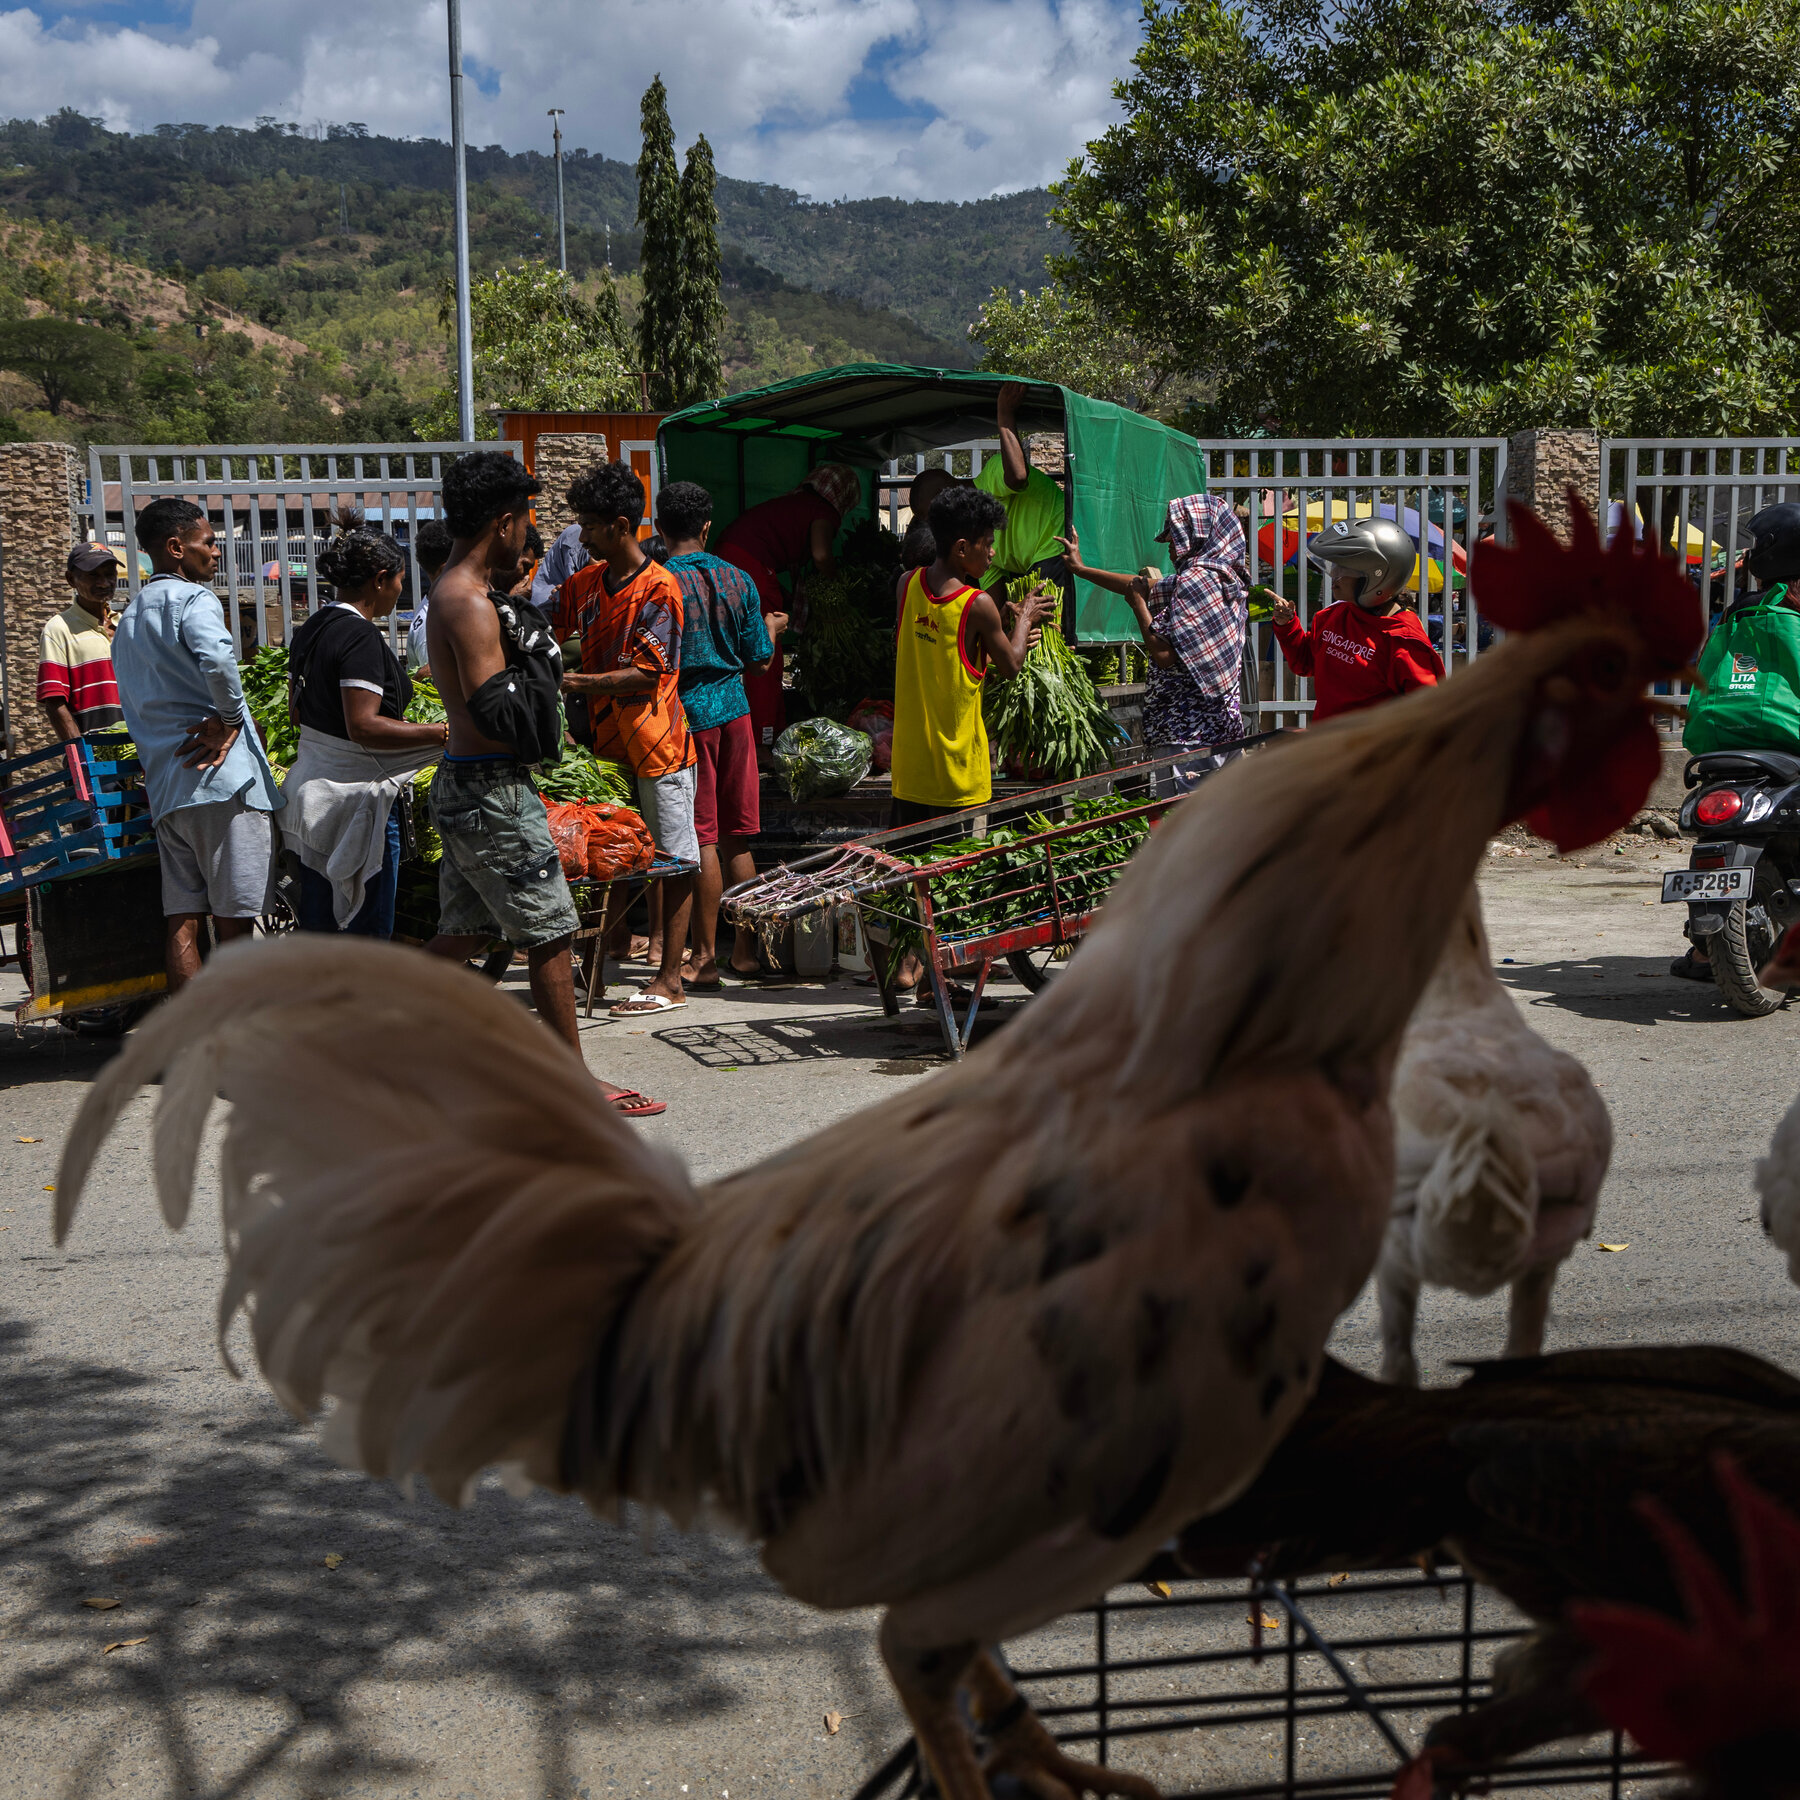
[
  {"xmin": 635, "ymin": 75, "xmax": 683, "ymax": 409},
  {"xmin": 417, "ymin": 264, "xmax": 636, "ymax": 439},
  {"xmin": 671, "ymin": 134, "xmax": 726, "ymax": 408},
  {"xmin": 1040, "ymin": 0, "xmax": 1800, "ymax": 437}
]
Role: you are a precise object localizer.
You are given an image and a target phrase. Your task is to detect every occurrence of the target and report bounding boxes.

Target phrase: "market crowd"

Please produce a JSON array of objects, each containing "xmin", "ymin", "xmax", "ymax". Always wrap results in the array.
[{"xmin": 43, "ymin": 388, "xmax": 1461, "ymax": 1116}]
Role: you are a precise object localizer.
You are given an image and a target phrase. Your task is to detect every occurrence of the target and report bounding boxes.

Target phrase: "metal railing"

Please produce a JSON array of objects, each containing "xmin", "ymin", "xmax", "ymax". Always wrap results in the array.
[
  {"xmin": 879, "ymin": 441, "xmax": 1002, "ymax": 538},
  {"xmin": 1204, "ymin": 439, "xmax": 1508, "ymax": 728},
  {"xmin": 83, "ymin": 442, "xmax": 504, "ymax": 657},
  {"xmin": 1600, "ymin": 437, "xmax": 1800, "ymax": 714}
]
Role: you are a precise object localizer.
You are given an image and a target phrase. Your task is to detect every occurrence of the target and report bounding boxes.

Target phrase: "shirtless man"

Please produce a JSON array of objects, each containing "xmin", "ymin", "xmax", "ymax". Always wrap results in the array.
[{"xmin": 423, "ymin": 451, "xmax": 666, "ymax": 1117}]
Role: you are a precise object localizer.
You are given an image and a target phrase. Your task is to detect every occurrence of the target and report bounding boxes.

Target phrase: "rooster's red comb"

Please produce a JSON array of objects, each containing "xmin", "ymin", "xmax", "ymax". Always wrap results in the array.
[
  {"xmin": 1572, "ymin": 1455, "xmax": 1800, "ymax": 1762},
  {"xmin": 1471, "ymin": 490, "xmax": 1704, "ymax": 674}
]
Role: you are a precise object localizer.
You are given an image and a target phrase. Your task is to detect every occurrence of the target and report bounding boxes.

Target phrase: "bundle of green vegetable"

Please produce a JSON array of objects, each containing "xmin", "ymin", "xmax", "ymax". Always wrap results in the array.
[
  {"xmin": 404, "ymin": 677, "xmax": 446, "ymax": 726},
  {"xmin": 983, "ymin": 580, "xmax": 1122, "ymax": 781},
  {"xmin": 874, "ymin": 796, "xmax": 1153, "ymax": 961},
  {"xmin": 241, "ymin": 645, "xmax": 299, "ymax": 766},
  {"xmin": 536, "ymin": 742, "xmax": 634, "ymax": 808}
]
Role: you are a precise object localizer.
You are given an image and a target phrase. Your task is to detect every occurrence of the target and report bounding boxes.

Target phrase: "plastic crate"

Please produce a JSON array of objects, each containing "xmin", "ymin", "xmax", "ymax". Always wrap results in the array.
[{"xmin": 0, "ymin": 738, "xmax": 156, "ymax": 895}]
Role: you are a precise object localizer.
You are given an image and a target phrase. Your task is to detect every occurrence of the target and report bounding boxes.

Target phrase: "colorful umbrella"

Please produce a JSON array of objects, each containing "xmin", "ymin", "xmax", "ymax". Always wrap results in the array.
[{"xmin": 1255, "ymin": 500, "xmax": 1464, "ymax": 595}]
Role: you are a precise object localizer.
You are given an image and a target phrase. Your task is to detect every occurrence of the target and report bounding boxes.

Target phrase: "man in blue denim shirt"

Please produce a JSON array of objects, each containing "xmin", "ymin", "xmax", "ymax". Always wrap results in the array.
[{"xmin": 112, "ymin": 497, "xmax": 283, "ymax": 993}]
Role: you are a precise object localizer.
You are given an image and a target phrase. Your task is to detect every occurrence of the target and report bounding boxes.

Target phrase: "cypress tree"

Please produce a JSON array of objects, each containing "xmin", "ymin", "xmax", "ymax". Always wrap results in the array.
[
  {"xmin": 670, "ymin": 133, "xmax": 725, "ymax": 409},
  {"xmin": 633, "ymin": 75, "xmax": 681, "ymax": 409}
]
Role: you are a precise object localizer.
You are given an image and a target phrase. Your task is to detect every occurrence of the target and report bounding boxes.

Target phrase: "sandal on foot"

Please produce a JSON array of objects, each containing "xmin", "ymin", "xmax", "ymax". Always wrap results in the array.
[
  {"xmin": 609, "ymin": 991, "xmax": 687, "ymax": 1016},
  {"xmin": 608, "ymin": 1088, "xmax": 667, "ymax": 1118}
]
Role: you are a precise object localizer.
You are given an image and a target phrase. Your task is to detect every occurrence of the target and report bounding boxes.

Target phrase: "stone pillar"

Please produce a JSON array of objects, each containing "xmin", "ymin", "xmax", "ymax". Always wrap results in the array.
[
  {"xmin": 0, "ymin": 441, "xmax": 82, "ymax": 756},
  {"xmin": 532, "ymin": 432, "xmax": 608, "ymax": 546},
  {"xmin": 1505, "ymin": 427, "xmax": 1601, "ymax": 542}
]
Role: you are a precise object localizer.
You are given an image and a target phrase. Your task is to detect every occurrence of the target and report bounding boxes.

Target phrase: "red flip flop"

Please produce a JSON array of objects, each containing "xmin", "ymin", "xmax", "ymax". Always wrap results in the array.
[{"xmin": 609, "ymin": 1089, "xmax": 667, "ymax": 1118}]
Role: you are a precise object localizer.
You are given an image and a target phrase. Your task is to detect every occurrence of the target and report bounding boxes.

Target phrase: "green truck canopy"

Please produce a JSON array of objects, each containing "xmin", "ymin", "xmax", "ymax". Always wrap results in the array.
[{"xmin": 656, "ymin": 363, "xmax": 1206, "ymax": 643}]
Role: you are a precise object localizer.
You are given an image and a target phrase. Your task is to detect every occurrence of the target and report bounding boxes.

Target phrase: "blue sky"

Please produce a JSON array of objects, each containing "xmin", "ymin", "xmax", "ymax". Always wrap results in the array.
[{"xmin": 1, "ymin": 0, "xmax": 1146, "ymax": 200}]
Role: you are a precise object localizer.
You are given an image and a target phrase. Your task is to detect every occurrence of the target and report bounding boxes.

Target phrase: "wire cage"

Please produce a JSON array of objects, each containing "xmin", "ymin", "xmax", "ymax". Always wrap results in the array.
[{"xmin": 852, "ymin": 1562, "xmax": 1680, "ymax": 1800}]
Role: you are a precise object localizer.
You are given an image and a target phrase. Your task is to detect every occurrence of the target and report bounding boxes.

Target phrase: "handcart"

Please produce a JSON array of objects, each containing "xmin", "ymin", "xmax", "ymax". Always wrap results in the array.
[
  {"xmin": 0, "ymin": 737, "xmax": 166, "ymax": 1031},
  {"xmin": 724, "ymin": 737, "xmax": 1279, "ymax": 1059},
  {"xmin": 852, "ymin": 1556, "xmax": 1678, "ymax": 1800}
]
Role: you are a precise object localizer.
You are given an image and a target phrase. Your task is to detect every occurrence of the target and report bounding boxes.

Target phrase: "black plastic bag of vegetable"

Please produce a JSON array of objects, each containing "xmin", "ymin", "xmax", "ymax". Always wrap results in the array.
[{"xmin": 773, "ymin": 717, "xmax": 873, "ymax": 802}]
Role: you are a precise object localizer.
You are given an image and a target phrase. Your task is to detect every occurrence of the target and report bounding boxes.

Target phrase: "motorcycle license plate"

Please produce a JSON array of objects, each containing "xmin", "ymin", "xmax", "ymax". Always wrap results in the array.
[{"xmin": 1662, "ymin": 867, "xmax": 1753, "ymax": 902}]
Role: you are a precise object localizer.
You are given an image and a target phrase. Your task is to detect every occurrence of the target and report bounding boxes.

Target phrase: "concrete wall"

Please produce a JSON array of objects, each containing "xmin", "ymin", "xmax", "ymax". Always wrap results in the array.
[
  {"xmin": 532, "ymin": 432, "xmax": 608, "ymax": 548},
  {"xmin": 0, "ymin": 442, "xmax": 82, "ymax": 755}
]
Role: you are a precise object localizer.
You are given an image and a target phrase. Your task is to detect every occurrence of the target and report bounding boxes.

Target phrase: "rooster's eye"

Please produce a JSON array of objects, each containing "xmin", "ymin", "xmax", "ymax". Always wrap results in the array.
[{"xmin": 1582, "ymin": 647, "xmax": 1628, "ymax": 692}]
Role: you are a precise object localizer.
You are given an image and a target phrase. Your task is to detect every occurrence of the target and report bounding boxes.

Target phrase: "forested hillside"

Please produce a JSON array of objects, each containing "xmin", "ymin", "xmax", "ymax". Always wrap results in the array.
[
  {"xmin": 0, "ymin": 112, "xmax": 1058, "ymax": 348},
  {"xmin": 0, "ymin": 110, "xmax": 1016, "ymax": 445}
]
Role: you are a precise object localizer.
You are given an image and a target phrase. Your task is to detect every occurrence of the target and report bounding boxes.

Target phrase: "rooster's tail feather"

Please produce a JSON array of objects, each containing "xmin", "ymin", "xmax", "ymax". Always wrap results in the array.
[
  {"xmin": 56, "ymin": 937, "xmax": 699, "ymax": 1507},
  {"xmin": 1394, "ymin": 1090, "xmax": 1539, "ymax": 1297}
]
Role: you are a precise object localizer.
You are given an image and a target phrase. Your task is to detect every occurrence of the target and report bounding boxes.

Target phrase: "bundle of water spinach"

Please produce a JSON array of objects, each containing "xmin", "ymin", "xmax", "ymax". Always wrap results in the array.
[{"xmin": 983, "ymin": 578, "xmax": 1120, "ymax": 780}]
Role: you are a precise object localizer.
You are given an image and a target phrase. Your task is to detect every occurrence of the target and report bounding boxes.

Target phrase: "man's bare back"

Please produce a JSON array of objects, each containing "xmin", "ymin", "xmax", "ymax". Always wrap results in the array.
[{"xmin": 428, "ymin": 540, "xmax": 518, "ymax": 757}]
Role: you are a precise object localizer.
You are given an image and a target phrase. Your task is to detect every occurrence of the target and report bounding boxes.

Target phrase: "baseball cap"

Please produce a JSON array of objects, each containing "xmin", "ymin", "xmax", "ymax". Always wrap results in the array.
[{"xmin": 67, "ymin": 542, "xmax": 124, "ymax": 575}]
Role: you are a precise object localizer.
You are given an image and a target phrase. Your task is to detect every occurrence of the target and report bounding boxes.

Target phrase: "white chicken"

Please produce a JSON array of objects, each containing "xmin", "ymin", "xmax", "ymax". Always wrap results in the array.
[
  {"xmin": 53, "ymin": 499, "xmax": 1697, "ymax": 1800},
  {"xmin": 1377, "ymin": 885, "xmax": 1612, "ymax": 1383}
]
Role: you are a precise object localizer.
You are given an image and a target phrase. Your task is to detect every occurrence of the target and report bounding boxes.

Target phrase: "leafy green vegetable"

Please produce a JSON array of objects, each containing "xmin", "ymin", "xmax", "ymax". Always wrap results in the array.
[
  {"xmin": 790, "ymin": 518, "xmax": 901, "ymax": 717},
  {"xmin": 404, "ymin": 677, "xmax": 446, "ymax": 725},
  {"xmin": 984, "ymin": 580, "xmax": 1122, "ymax": 780},
  {"xmin": 536, "ymin": 742, "xmax": 635, "ymax": 807},
  {"xmin": 773, "ymin": 717, "xmax": 872, "ymax": 801},
  {"xmin": 875, "ymin": 796, "xmax": 1153, "ymax": 961},
  {"xmin": 241, "ymin": 644, "xmax": 299, "ymax": 766}
]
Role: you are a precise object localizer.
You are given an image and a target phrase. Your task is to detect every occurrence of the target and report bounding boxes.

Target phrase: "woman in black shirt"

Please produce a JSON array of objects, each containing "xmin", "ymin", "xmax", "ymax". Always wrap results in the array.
[{"xmin": 285, "ymin": 511, "xmax": 448, "ymax": 935}]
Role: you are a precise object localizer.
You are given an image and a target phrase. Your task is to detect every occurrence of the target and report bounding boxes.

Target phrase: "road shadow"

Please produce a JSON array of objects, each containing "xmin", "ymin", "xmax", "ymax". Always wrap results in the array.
[
  {"xmin": 0, "ymin": 1023, "xmax": 123, "ymax": 1091},
  {"xmin": 652, "ymin": 1002, "xmax": 1025, "ymax": 1070},
  {"xmin": 0, "ymin": 1311, "xmax": 882, "ymax": 1799},
  {"xmin": 1494, "ymin": 954, "xmax": 1790, "ymax": 1026}
]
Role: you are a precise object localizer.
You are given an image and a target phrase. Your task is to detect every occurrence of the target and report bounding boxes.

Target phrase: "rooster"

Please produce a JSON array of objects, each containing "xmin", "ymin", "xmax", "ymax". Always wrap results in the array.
[
  {"xmin": 1176, "ymin": 1348, "xmax": 1800, "ymax": 1777},
  {"xmin": 1377, "ymin": 886, "xmax": 1611, "ymax": 1383},
  {"xmin": 54, "ymin": 496, "xmax": 1698, "ymax": 1800}
]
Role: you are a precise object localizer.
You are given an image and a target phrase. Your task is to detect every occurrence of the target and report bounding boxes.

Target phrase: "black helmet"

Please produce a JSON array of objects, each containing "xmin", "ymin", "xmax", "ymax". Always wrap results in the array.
[
  {"xmin": 1308, "ymin": 516, "xmax": 1418, "ymax": 606},
  {"xmin": 1748, "ymin": 502, "xmax": 1800, "ymax": 586}
]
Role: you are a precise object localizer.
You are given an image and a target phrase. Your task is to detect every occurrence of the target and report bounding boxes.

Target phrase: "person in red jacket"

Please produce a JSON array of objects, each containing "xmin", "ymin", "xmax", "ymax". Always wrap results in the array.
[{"xmin": 1271, "ymin": 515, "xmax": 1444, "ymax": 722}]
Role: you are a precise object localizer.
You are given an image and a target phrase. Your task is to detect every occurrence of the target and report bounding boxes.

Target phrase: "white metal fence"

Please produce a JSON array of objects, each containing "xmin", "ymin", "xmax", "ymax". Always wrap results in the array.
[
  {"xmin": 1600, "ymin": 437, "xmax": 1800, "ymax": 713},
  {"xmin": 1204, "ymin": 438, "xmax": 1509, "ymax": 726},
  {"xmin": 83, "ymin": 442, "xmax": 503, "ymax": 656}
]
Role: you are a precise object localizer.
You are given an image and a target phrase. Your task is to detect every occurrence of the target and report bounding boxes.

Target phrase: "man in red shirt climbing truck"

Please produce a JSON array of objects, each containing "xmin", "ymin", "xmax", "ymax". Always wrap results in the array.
[{"xmin": 1270, "ymin": 516, "xmax": 1444, "ymax": 722}]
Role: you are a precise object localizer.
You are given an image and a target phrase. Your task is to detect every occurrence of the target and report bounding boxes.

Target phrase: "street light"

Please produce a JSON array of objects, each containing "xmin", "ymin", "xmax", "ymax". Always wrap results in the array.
[
  {"xmin": 547, "ymin": 108, "xmax": 567, "ymax": 275},
  {"xmin": 446, "ymin": 0, "xmax": 475, "ymax": 443}
]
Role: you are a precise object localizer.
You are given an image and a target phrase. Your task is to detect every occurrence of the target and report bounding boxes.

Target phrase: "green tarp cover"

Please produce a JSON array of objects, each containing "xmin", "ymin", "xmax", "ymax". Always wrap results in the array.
[{"xmin": 657, "ymin": 364, "xmax": 1206, "ymax": 643}]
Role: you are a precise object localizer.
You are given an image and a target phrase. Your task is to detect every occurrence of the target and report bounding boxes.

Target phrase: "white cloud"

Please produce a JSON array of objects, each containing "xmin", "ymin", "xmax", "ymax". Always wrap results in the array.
[{"xmin": 2, "ymin": 0, "xmax": 1139, "ymax": 199}]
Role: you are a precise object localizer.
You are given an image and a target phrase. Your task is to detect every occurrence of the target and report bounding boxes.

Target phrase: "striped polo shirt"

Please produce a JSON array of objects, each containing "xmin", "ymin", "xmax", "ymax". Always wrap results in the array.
[{"xmin": 38, "ymin": 600, "xmax": 124, "ymax": 734}]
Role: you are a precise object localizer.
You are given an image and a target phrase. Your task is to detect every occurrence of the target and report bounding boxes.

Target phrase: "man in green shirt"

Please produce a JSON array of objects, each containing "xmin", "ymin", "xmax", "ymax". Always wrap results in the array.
[{"xmin": 974, "ymin": 381, "xmax": 1069, "ymax": 592}]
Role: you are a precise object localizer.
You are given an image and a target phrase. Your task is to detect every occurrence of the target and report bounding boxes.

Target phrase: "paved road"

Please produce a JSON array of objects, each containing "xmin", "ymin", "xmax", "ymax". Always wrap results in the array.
[{"xmin": 4, "ymin": 831, "xmax": 1798, "ymax": 1800}]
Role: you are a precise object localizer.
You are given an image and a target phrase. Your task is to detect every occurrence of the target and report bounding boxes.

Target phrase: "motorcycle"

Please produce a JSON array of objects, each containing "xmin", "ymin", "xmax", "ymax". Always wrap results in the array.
[{"xmin": 1666, "ymin": 748, "xmax": 1800, "ymax": 1015}]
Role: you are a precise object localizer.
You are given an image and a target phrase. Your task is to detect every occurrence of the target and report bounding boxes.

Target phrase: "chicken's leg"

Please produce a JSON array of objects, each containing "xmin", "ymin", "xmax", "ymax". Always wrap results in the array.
[
  {"xmin": 1377, "ymin": 1256, "xmax": 1422, "ymax": 1386},
  {"xmin": 878, "ymin": 1618, "xmax": 989, "ymax": 1800},
  {"xmin": 1503, "ymin": 1261, "xmax": 1557, "ymax": 1359},
  {"xmin": 966, "ymin": 1650, "xmax": 1160, "ymax": 1800}
]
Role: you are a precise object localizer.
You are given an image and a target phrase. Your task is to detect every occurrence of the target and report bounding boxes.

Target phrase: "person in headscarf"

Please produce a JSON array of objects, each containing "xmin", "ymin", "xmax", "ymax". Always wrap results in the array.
[
  {"xmin": 1058, "ymin": 493, "xmax": 1249, "ymax": 750},
  {"xmin": 713, "ymin": 462, "xmax": 862, "ymax": 756}
]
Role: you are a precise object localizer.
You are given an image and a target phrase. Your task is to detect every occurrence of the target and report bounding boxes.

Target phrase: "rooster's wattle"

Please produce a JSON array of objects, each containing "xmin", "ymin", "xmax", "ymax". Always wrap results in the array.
[{"xmin": 54, "ymin": 496, "xmax": 1700, "ymax": 1800}]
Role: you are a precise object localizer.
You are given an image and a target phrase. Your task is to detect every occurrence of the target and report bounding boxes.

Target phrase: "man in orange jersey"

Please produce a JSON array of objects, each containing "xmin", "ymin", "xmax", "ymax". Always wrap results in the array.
[{"xmin": 554, "ymin": 463, "xmax": 698, "ymax": 1017}]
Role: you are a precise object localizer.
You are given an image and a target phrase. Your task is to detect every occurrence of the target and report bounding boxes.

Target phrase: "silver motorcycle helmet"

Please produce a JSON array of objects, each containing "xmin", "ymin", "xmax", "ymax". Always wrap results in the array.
[{"xmin": 1308, "ymin": 516, "xmax": 1418, "ymax": 606}]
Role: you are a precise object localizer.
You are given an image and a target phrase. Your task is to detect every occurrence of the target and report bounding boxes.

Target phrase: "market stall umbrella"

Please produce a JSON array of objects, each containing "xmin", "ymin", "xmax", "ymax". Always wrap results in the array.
[
  {"xmin": 1255, "ymin": 500, "xmax": 1463, "ymax": 594},
  {"xmin": 1606, "ymin": 502, "xmax": 1722, "ymax": 569}
]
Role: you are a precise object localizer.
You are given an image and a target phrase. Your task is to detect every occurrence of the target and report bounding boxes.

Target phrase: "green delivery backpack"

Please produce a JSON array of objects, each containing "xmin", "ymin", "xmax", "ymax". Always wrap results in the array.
[{"xmin": 1684, "ymin": 583, "xmax": 1800, "ymax": 755}]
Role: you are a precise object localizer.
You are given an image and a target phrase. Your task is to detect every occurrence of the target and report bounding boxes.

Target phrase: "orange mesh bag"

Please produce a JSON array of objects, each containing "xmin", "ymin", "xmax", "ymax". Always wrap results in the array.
[
  {"xmin": 580, "ymin": 804, "xmax": 657, "ymax": 881},
  {"xmin": 542, "ymin": 801, "xmax": 592, "ymax": 880}
]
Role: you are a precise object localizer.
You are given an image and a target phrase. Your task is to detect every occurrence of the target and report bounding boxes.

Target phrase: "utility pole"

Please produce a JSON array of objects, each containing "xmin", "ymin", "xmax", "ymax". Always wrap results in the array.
[
  {"xmin": 547, "ymin": 109, "xmax": 567, "ymax": 275},
  {"xmin": 447, "ymin": 0, "xmax": 476, "ymax": 443}
]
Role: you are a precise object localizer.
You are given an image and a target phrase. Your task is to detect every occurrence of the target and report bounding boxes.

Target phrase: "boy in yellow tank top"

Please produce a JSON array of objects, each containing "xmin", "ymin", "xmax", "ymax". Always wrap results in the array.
[{"xmin": 890, "ymin": 484, "xmax": 1053, "ymax": 824}]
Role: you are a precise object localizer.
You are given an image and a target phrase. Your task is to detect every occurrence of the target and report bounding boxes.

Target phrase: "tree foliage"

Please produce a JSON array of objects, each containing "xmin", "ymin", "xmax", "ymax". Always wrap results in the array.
[
  {"xmin": 634, "ymin": 76, "xmax": 683, "ymax": 408},
  {"xmin": 417, "ymin": 263, "xmax": 636, "ymax": 439},
  {"xmin": 0, "ymin": 316, "xmax": 131, "ymax": 412},
  {"xmin": 672, "ymin": 135, "xmax": 726, "ymax": 407},
  {"xmin": 1044, "ymin": 0, "xmax": 1800, "ymax": 436},
  {"xmin": 973, "ymin": 284, "xmax": 1187, "ymax": 412}
]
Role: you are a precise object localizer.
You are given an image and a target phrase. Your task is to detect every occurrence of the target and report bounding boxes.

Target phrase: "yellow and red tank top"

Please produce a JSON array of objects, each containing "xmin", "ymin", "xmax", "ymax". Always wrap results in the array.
[{"xmin": 891, "ymin": 565, "xmax": 991, "ymax": 808}]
